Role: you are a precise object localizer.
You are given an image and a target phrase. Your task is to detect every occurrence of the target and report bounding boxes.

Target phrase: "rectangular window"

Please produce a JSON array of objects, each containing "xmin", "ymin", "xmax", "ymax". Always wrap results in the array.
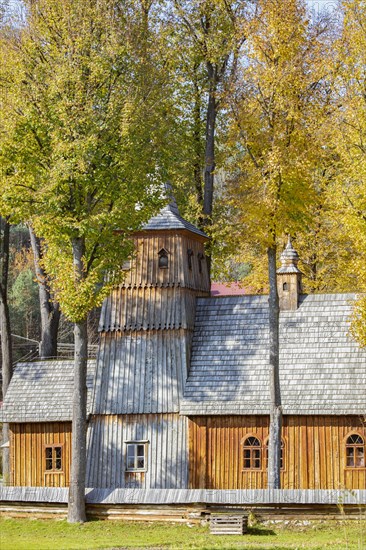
[
  {"xmin": 125, "ymin": 442, "xmax": 147, "ymax": 472},
  {"xmin": 44, "ymin": 445, "xmax": 63, "ymax": 472}
]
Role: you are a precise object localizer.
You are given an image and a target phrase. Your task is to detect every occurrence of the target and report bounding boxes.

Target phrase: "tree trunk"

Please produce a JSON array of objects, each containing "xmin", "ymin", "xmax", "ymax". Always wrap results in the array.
[
  {"xmin": 267, "ymin": 244, "xmax": 282, "ymax": 489},
  {"xmin": 68, "ymin": 237, "xmax": 88, "ymax": 523},
  {"xmin": 203, "ymin": 71, "xmax": 217, "ymax": 223},
  {"xmin": 193, "ymin": 63, "xmax": 204, "ymax": 213},
  {"xmin": 203, "ymin": 64, "xmax": 218, "ymax": 278},
  {"xmin": 0, "ymin": 217, "xmax": 13, "ymax": 484},
  {"xmin": 29, "ymin": 226, "xmax": 61, "ymax": 358}
]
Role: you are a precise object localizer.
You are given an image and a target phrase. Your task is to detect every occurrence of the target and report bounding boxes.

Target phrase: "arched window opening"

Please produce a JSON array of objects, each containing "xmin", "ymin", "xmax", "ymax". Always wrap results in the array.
[
  {"xmin": 346, "ymin": 434, "xmax": 365, "ymax": 468},
  {"xmin": 187, "ymin": 249, "xmax": 194, "ymax": 270},
  {"xmin": 243, "ymin": 436, "xmax": 261, "ymax": 470},
  {"xmin": 197, "ymin": 252, "xmax": 205, "ymax": 274},
  {"xmin": 264, "ymin": 438, "xmax": 285, "ymax": 470},
  {"xmin": 158, "ymin": 248, "xmax": 169, "ymax": 269},
  {"xmin": 283, "ymin": 282, "xmax": 288, "ymax": 291}
]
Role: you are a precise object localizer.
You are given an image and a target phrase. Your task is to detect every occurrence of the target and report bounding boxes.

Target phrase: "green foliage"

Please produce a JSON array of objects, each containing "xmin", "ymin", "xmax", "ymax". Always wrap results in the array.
[
  {"xmin": 0, "ymin": 0, "xmax": 170, "ymax": 322},
  {"xmin": 9, "ymin": 267, "xmax": 40, "ymax": 340},
  {"xmin": 166, "ymin": 1, "xmax": 248, "ymax": 225}
]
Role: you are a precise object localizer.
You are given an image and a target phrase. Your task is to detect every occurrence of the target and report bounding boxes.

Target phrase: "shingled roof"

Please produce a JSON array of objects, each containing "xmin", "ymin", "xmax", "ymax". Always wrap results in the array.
[
  {"xmin": 0, "ymin": 360, "xmax": 96, "ymax": 422},
  {"xmin": 142, "ymin": 197, "xmax": 208, "ymax": 239},
  {"xmin": 181, "ymin": 293, "xmax": 366, "ymax": 416},
  {"xmin": 2, "ymin": 294, "xmax": 364, "ymax": 422}
]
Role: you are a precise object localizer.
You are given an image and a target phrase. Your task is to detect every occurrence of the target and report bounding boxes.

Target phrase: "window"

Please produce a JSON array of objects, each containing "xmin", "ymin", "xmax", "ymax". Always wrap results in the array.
[
  {"xmin": 264, "ymin": 438, "xmax": 285, "ymax": 470},
  {"xmin": 125, "ymin": 442, "xmax": 147, "ymax": 472},
  {"xmin": 346, "ymin": 434, "xmax": 365, "ymax": 468},
  {"xmin": 283, "ymin": 282, "xmax": 288, "ymax": 291},
  {"xmin": 197, "ymin": 252, "xmax": 205, "ymax": 274},
  {"xmin": 122, "ymin": 259, "xmax": 132, "ymax": 271},
  {"xmin": 45, "ymin": 445, "xmax": 63, "ymax": 472},
  {"xmin": 243, "ymin": 436, "xmax": 261, "ymax": 470},
  {"xmin": 158, "ymin": 248, "xmax": 169, "ymax": 269},
  {"xmin": 187, "ymin": 249, "xmax": 194, "ymax": 270}
]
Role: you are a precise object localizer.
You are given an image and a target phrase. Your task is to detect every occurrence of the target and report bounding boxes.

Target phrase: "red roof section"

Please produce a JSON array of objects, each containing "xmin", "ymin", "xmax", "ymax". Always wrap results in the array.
[{"xmin": 211, "ymin": 282, "xmax": 249, "ymax": 296}]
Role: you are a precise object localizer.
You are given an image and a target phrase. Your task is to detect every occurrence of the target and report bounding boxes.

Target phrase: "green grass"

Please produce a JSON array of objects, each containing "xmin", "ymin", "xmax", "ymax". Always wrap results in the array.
[{"xmin": 0, "ymin": 517, "xmax": 365, "ymax": 550}]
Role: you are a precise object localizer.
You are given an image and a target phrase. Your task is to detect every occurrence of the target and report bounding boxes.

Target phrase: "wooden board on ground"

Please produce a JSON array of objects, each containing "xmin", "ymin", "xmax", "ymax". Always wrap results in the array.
[{"xmin": 210, "ymin": 513, "xmax": 248, "ymax": 535}]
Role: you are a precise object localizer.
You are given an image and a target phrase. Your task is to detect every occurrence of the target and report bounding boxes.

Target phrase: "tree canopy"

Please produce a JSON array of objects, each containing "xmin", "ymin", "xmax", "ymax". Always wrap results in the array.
[{"xmin": 0, "ymin": 0, "xmax": 168, "ymax": 322}]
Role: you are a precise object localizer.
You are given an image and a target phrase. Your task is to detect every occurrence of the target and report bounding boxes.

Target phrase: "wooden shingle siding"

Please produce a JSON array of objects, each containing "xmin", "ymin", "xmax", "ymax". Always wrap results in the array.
[
  {"xmin": 92, "ymin": 331, "xmax": 192, "ymax": 415},
  {"xmin": 10, "ymin": 423, "xmax": 71, "ymax": 487},
  {"xmin": 1, "ymin": 486, "xmax": 365, "ymax": 505},
  {"xmin": 1, "ymin": 361, "xmax": 96, "ymax": 423},
  {"xmin": 141, "ymin": 199, "xmax": 208, "ymax": 239},
  {"xmin": 86, "ymin": 414, "xmax": 188, "ymax": 489},
  {"xmin": 182, "ymin": 294, "xmax": 366, "ymax": 415},
  {"xmin": 189, "ymin": 416, "xmax": 366, "ymax": 490},
  {"xmin": 100, "ymin": 287, "xmax": 203, "ymax": 332}
]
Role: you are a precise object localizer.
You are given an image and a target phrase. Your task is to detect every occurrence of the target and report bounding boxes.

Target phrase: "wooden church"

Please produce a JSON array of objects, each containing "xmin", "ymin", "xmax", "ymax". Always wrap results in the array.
[{"xmin": 1, "ymin": 195, "xmax": 366, "ymax": 494}]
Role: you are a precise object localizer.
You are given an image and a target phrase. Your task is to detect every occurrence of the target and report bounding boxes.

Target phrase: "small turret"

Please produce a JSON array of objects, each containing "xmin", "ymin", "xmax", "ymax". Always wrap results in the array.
[{"xmin": 277, "ymin": 236, "xmax": 302, "ymax": 311}]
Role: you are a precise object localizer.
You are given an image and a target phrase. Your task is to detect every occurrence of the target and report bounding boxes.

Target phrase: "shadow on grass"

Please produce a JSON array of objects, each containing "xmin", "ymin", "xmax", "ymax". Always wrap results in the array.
[{"xmin": 247, "ymin": 526, "xmax": 276, "ymax": 536}]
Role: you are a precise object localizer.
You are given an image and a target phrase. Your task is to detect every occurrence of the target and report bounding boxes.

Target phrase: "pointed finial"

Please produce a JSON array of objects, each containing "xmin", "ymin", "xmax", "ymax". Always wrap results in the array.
[
  {"xmin": 280, "ymin": 235, "xmax": 300, "ymax": 267},
  {"xmin": 277, "ymin": 235, "xmax": 301, "ymax": 273},
  {"xmin": 163, "ymin": 182, "xmax": 180, "ymax": 216}
]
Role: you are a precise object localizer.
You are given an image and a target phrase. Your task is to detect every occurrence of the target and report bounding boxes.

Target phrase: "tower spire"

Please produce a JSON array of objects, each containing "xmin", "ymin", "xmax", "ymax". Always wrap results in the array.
[{"xmin": 277, "ymin": 236, "xmax": 302, "ymax": 310}]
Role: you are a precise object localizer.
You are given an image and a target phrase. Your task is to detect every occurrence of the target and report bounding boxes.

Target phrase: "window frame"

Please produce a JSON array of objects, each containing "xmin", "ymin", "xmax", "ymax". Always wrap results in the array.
[
  {"xmin": 345, "ymin": 432, "xmax": 366, "ymax": 470},
  {"xmin": 242, "ymin": 435, "xmax": 262, "ymax": 471},
  {"xmin": 44, "ymin": 444, "xmax": 64, "ymax": 473},
  {"xmin": 125, "ymin": 441, "xmax": 148, "ymax": 473}
]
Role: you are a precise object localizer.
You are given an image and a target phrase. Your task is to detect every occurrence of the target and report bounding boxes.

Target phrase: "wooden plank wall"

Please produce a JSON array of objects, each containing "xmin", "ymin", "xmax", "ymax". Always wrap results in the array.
[
  {"xmin": 86, "ymin": 413, "xmax": 188, "ymax": 489},
  {"xmin": 117, "ymin": 232, "xmax": 210, "ymax": 291},
  {"xmin": 92, "ymin": 330, "xmax": 193, "ymax": 415},
  {"xmin": 10, "ymin": 423, "xmax": 71, "ymax": 487},
  {"xmin": 189, "ymin": 416, "xmax": 366, "ymax": 490},
  {"xmin": 100, "ymin": 287, "xmax": 204, "ymax": 332}
]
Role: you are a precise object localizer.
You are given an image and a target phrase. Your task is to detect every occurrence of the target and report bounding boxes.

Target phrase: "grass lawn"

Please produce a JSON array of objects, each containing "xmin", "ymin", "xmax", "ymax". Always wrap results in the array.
[{"xmin": 0, "ymin": 517, "xmax": 365, "ymax": 550}]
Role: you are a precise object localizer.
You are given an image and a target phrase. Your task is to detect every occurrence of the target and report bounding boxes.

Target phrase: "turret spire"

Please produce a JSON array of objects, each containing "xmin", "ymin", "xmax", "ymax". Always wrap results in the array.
[
  {"xmin": 277, "ymin": 236, "xmax": 302, "ymax": 310},
  {"xmin": 277, "ymin": 236, "xmax": 301, "ymax": 274}
]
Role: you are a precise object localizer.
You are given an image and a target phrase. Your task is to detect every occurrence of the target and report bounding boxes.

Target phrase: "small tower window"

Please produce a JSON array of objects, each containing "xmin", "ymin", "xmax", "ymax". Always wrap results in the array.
[
  {"xmin": 346, "ymin": 434, "xmax": 365, "ymax": 468},
  {"xmin": 197, "ymin": 252, "xmax": 205, "ymax": 274},
  {"xmin": 158, "ymin": 248, "xmax": 169, "ymax": 269},
  {"xmin": 283, "ymin": 282, "xmax": 288, "ymax": 291},
  {"xmin": 243, "ymin": 436, "xmax": 261, "ymax": 470},
  {"xmin": 187, "ymin": 249, "xmax": 194, "ymax": 270}
]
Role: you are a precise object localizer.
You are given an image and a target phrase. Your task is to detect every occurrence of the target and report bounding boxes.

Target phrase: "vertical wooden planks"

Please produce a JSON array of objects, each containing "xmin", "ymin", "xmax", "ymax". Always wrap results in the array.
[
  {"xmin": 86, "ymin": 413, "xmax": 188, "ymax": 489},
  {"xmin": 187, "ymin": 415, "xmax": 366, "ymax": 491},
  {"xmin": 10, "ymin": 422, "xmax": 71, "ymax": 487}
]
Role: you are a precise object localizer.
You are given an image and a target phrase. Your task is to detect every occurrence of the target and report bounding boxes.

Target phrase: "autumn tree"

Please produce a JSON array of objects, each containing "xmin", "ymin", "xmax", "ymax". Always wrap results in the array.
[
  {"xmin": 171, "ymin": 0, "xmax": 248, "ymax": 268},
  {"xmin": 0, "ymin": 0, "xmax": 167, "ymax": 521},
  {"xmin": 330, "ymin": 0, "xmax": 366, "ymax": 345},
  {"xmin": 225, "ymin": 0, "xmax": 329, "ymax": 488}
]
